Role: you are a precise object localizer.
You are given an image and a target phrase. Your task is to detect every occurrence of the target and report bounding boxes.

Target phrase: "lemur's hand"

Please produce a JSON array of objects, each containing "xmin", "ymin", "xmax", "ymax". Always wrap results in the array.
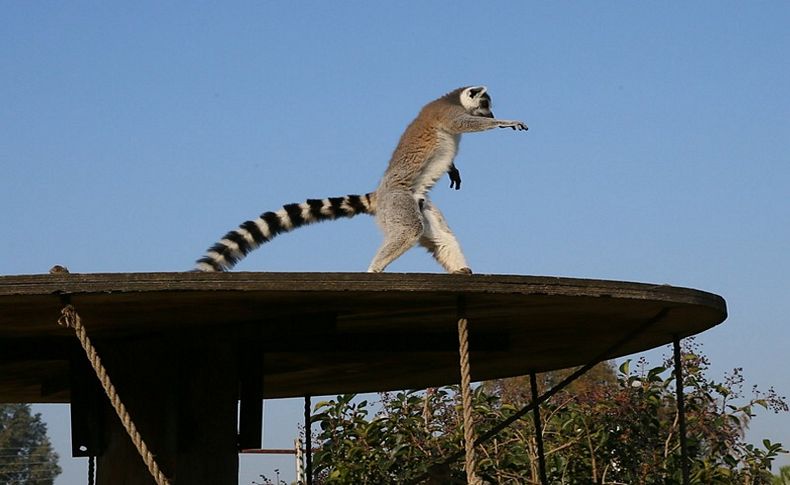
[
  {"xmin": 448, "ymin": 163, "xmax": 462, "ymax": 190},
  {"xmin": 499, "ymin": 120, "xmax": 528, "ymax": 131}
]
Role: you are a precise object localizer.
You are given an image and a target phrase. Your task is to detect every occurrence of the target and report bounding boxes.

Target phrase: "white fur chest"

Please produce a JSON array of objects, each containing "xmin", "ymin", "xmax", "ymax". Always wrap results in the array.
[{"xmin": 413, "ymin": 132, "xmax": 460, "ymax": 198}]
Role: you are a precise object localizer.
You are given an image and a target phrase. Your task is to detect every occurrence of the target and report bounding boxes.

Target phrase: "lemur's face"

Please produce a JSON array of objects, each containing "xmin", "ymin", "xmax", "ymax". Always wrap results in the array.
[{"xmin": 461, "ymin": 86, "xmax": 494, "ymax": 118}]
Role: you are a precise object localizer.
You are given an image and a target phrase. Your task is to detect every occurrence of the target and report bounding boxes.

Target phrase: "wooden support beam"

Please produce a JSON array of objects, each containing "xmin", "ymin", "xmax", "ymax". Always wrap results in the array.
[
  {"xmin": 305, "ymin": 395, "xmax": 312, "ymax": 485},
  {"xmin": 255, "ymin": 331, "xmax": 510, "ymax": 352},
  {"xmin": 93, "ymin": 333, "xmax": 239, "ymax": 485},
  {"xmin": 69, "ymin": 349, "xmax": 104, "ymax": 457},
  {"xmin": 530, "ymin": 371, "xmax": 548, "ymax": 485},
  {"xmin": 238, "ymin": 330, "xmax": 264, "ymax": 450}
]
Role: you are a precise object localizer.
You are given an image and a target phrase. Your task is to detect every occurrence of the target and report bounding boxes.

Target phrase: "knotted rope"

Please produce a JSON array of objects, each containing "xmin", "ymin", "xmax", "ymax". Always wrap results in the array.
[
  {"xmin": 457, "ymin": 316, "xmax": 482, "ymax": 485},
  {"xmin": 58, "ymin": 304, "xmax": 171, "ymax": 485}
]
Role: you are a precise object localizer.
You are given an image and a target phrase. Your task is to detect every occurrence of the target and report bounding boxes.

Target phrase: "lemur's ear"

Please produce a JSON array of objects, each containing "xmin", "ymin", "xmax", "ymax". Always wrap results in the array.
[{"xmin": 465, "ymin": 86, "xmax": 488, "ymax": 98}]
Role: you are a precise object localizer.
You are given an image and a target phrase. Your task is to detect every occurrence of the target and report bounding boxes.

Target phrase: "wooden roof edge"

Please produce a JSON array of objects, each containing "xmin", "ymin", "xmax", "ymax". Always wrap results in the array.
[{"xmin": 0, "ymin": 271, "xmax": 726, "ymax": 315}]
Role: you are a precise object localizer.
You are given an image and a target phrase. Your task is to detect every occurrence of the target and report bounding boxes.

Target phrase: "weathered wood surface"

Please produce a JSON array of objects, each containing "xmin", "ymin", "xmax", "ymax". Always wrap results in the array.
[
  {"xmin": 0, "ymin": 272, "xmax": 726, "ymax": 402},
  {"xmin": 92, "ymin": 334, "xmax": 239, "ymax": 485}
]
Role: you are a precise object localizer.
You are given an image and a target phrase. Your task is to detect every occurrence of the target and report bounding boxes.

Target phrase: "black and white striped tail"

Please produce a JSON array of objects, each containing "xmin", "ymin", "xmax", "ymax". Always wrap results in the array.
[{"xmin": 195, "ymin": 193, "xmax": 376, "ymax": 272}]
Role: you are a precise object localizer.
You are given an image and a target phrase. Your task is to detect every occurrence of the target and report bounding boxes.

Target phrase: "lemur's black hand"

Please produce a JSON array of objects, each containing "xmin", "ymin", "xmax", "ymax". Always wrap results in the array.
[{"xmin": 448, "ymin": 163, "xmax": 462, "ymax": 190}]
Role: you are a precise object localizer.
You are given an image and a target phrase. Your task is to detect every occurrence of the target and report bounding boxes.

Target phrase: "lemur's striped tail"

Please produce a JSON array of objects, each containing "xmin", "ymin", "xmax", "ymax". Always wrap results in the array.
[{"xmin": 195, "ymin": 192, "xmax": 377, "ymax": 272}]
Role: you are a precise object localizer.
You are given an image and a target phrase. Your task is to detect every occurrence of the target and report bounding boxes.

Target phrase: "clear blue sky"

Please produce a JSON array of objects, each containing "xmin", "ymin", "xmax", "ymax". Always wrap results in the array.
[{"xmin": 2, "ymin": 2, "xmax": 788, "ymax": 482}]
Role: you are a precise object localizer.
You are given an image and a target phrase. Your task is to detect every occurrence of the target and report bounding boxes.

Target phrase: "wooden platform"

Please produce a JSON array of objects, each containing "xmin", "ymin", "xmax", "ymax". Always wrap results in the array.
[{"xmin": 0, "ymin": 272, "xmax": 726, "ymax": 403}]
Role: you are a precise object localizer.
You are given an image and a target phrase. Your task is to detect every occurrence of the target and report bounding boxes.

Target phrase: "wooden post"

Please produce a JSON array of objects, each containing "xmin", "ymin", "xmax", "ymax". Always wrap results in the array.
[
  {"xmin": 238, "ymin": 328, "xmax": 264, "ymax": 450},
  {"xmin": 69, "ymin": 349, "xmax": 105, "ymax": 458},
  {"xmin": 304, "ymin": 395, "xmax": 312, "ymax": 485},
  {"xmin": 529, "ymin": 372, "xmax": 548, "ymax": 485},
  {"xmin": 93, "ymin": 333, "xmax": 238, "ymax": 484}
]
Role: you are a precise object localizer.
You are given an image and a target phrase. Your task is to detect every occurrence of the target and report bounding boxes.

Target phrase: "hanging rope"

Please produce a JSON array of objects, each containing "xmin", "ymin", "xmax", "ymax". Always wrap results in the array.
[
  {"xmin": 457, "ymin": 315, "xmax": 482, "ymax": 485},
  {"xmin": 58, "ymin": 304, "xmax": 171, "ymax": 485}
]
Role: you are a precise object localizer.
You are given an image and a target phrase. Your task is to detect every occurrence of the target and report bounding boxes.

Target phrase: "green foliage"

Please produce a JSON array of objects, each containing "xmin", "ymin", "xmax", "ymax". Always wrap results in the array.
[
  {"xmin": 774, "ymin": 465, "xmax": 790, "ymax": 485},
  {"xmin": 311, "ymin": 389, "xmax": 465, "ymax": 483},
  {"xmin": 309, "ymin": 341, "xmax": 788, "ymax": 484},
  {"xmin": 0, "ymin": 404, "xmax": 61, "ymax": 485}
]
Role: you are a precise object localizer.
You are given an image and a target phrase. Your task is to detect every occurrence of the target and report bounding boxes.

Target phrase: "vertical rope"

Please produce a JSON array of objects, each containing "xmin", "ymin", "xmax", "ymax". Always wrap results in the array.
[
  {"xmin": 58, "ymin": 304, "xmax": 171, "ymax": 485},
  {"xmin": 457, "ymin": 316, "xmax": 482, "ymax": 485}
]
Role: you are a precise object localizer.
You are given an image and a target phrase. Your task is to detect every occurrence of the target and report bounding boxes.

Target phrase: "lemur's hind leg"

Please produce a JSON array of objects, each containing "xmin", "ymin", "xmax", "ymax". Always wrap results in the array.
[
  {"xmin": 419, "ymin": 199, "xmax": 472, "ymax": 274},
  {"xmin": 367, "ymin": 190, "xmax": 423, "ymax": 273}
]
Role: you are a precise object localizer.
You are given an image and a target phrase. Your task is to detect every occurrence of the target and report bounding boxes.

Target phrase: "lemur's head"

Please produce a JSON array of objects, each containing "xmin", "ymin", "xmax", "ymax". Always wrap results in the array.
[{"xmin": 460, "ymin": 86, "xmax": 494, "ymax": 118}]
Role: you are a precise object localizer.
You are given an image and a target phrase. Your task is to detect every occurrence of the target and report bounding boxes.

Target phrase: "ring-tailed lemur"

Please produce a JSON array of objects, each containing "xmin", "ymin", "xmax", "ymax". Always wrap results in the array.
[{"xmin": 195, "ymin": 86, "xmax": 527, "ymax": 273}]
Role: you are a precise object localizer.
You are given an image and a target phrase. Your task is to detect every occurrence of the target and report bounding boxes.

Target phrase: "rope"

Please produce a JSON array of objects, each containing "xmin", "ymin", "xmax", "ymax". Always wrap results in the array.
[
  {"xmin": 457, "ymin": 316, "xmax": 482, "ymax": 485},
  {"xmin": 58, "ymin": 304, "xmax": 171, "ymax": 485}
]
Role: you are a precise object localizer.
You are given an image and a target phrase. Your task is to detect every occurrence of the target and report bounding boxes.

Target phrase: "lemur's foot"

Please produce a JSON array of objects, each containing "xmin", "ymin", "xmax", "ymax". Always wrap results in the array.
[{"xmin": 453, "ymin": 267, "xmax": 473, "ymax": 275}]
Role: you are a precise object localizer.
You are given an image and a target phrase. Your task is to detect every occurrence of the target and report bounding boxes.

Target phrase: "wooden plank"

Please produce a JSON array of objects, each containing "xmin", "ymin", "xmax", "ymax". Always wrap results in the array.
[
  {"xmin": 175, "ymin": 335, "xmax": 238, "ymax": 484},
  {"xmin": 94, "ymin": 333, "xmax": 239, "ymax": 485},
  {"xmin": 0, "ymin": 273, "xmax": 727, "ymax": 403},
  {"xmin": 69, "ymin": 351, "xmax": 104, "ymax": 457},
  {"xmin": 237, "ymin": 325, "xmax": 264, "ymax": 450},
  {"xmin": 0, "ymin": 272, "xmax": 726, "ymax": 308},
  {"xmin": 95, "ymin": 337, "xmax": 178, "ymax": 485}
]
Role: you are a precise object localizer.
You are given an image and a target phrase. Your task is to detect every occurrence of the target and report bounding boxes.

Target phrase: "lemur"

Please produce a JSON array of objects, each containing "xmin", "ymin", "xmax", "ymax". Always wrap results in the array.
[{"xmin": 195, "ymin": 86, "xmax": 527, "ymax": 273}]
